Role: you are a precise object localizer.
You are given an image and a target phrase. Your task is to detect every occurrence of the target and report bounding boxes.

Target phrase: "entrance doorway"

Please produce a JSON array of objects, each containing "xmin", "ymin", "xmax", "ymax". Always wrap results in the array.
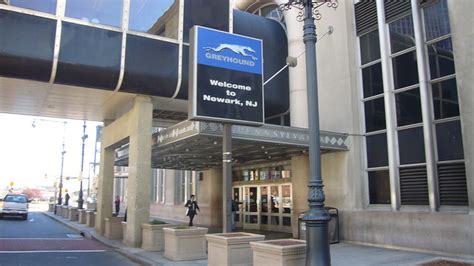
[{"xmin": 233, "ymin": 183, "xmax": 292, "ymax": 233}]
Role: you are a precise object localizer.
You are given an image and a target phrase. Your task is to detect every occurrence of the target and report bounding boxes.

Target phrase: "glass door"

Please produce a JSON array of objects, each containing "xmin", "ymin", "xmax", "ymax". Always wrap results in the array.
[
  {"xmin": 260, "ymin": 186, "xmax": 269, "ymax": 226},
  {"xmin": 233, "ymin": 187, "xmax": 242, "ymax": 228},
  {"xmin": 243, "ymin": 186, "xmax": 259, "ymax": 229}
]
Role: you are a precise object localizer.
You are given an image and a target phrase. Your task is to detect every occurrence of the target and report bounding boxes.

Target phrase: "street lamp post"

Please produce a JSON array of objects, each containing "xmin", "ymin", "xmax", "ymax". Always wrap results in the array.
[
  {"xmin": 279, "ymin": 0, "xmax": 338, "ymax": 265},
  {"xmin": 58, "ymin": 146, "xmax": 66, "ymax": 206},
  {"xmin": 33, "ymin": 119, "xmax": 67, "ymax": 213},
  {"xmin": 77, "ymin": 121, "xmax": 88, "ymax": 209}
]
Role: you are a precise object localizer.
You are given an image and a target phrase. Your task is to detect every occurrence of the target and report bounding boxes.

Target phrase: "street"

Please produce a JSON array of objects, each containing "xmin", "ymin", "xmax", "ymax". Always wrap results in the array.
[{"xmin": 0, "ymin": 208, "xmax": 138, "ymax": 266}]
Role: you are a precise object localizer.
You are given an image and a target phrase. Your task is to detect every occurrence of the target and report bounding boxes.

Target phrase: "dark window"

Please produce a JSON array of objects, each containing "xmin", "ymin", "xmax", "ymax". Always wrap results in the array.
[
  {"xmin": 271, "ymin": 216, "xmax": 279, "ymax": 225},
  {"xmin": 366, "ymin": 133, "xmax": 388, "ymax": 168},
  {"xmin": 360, "ymin": 30, "xmax": 381, "ymax": 64},
  {"xmin": 389, "ymin": 15, "xmax": 415, "ymax": 54},
  {"xmin": 282, "ymin": 216, "xmax": 291, "ymax": 226},
  {"xmin": 428, "ymin": 38, "xmax": 455, "ymax": 79},
  {"xmin": 121, "ymin": 35, "xmax": 178, "ymax": 97},
  {"xmin": 395, "ymin": 88, "xmax": 422, "ymax": 126},
  {"xmin": 129, "ymin": 0, "xmax": 178, "ymax": 39},
  {"xmin": 436, "ymin": 120, "xmax": 464, "ymax": 161},
  {"xmin": 423, "ymin": 0, "xmax": 450, "ymax": 41},
  {"xmin": 65, "ymin": 0, "xmax": 122, "ymax": 28},
  {"xmin": 362, "ymin": 63, "xmax": 383, "ymax": 98},
  {"xmin": 0, "ymin": 10, "xmax": 56, "ymax": 82},
  {"xmin": 364, "ymin": 98, "xmax": 386, "ymax": 132},
  {"xmin": 56, "ymin": 23, "xmax": 122, "ymax": 90},
  {"xmin": 368, "ymin": 170, "xmax": 391, "ymax": 204},
  {"xmin": 260, "ymin": 5, "xmax": 285, "ymax": 26},
  {"xmin": 398, "ymin": 127, "xmax": 426, "ymax": 165},
  {"xmin": 393, "ymin": 51, "xmax": 419, "ymax": 89},
  {"xmin": 432, "ymin": 78, "xmax": 459, "ymax": 120},
  {"xmin": 1, "ymin": 0, "xmax": 57, "ymax": 14}
]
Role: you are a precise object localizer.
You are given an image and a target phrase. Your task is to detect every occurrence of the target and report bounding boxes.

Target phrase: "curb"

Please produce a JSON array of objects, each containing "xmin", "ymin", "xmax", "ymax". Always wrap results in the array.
[
  {"xmin": 42, "ymin": 211, "xmax": 154, "ymax": 266},
  {"xmin": 42, "ymin": 211, "xmax": 93, "ymax": 239}
]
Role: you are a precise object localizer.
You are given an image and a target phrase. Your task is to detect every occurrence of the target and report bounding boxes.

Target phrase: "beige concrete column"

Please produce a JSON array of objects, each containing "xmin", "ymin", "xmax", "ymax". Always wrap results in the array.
[
  {"xmin": 291, "ymin": 155, "xmax": 309, "ymax": 238},
  {"xmin": 448, "ymin": 0, "xmax": 474, "ymax": 212},
  {"xmin": 124, "ymin": 96, "xmax": 153, "ymax": 247},
  {"xmin": 164, "ymin": 170, "xmax": 177, "ymax": 204},
  {"xmin": 95, "ymin": 146, "xmax": 115, "ymax": 235},
  {"xmin": 271, "ymin": 0, "xmax": 307, "ymax": 128},
  {"xmin": 196, "ymin": 168, "xmax": 223, "ymax": 227}
]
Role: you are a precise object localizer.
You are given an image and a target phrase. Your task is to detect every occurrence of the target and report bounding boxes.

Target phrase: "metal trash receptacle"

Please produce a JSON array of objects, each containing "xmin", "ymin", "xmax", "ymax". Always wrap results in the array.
[{"xmin": 298, "ymin": 207, "xmax": 339, "ymax": 244}]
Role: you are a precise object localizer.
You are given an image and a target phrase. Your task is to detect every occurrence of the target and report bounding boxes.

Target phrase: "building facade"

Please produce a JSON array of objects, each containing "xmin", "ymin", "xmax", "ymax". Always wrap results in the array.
[{"xmin": 0, "ymin": 0, "xmax": 472, "ymax": 256}]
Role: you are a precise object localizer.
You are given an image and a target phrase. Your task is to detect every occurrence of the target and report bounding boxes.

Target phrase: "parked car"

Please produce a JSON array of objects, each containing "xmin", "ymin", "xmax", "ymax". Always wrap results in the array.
[{"xmin": 0, "ymin": 194, "xmax": 29, "ymax": 220}]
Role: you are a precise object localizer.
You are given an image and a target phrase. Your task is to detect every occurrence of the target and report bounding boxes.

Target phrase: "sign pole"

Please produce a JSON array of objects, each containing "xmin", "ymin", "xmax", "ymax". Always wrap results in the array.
[{"xmin": 222, "ymin": 123, "xmax": 233, "ymax": 233}]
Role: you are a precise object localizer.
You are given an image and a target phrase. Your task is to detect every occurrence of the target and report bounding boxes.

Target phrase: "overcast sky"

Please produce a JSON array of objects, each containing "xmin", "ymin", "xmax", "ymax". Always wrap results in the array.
[{"xmin": 0, "ymin": 113, "xmax": 102, "ymax": 190}]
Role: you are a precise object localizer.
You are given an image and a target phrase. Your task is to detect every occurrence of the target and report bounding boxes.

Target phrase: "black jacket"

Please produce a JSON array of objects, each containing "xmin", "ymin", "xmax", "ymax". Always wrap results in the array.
[{"xmin": 185, "ymin": 200, "xmax": 200, "ymax": 216}]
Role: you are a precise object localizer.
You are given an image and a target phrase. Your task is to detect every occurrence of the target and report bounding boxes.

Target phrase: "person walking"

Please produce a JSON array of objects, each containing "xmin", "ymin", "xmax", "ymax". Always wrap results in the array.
[
  {"xmin": 114, "ymin": 195, "xmax": 120, "ymax": 216},
  {"xmin": 231, "ymin": 198, "xmax": 242, "ymax": 231},
  {"xmin": 185, "ymin": 195, "xmax": 200, "ymax": 226}
]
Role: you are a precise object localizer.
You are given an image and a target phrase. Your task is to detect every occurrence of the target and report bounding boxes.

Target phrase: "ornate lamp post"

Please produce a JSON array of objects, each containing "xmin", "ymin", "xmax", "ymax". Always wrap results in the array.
[
  {"xmin": 77, "ymin": 121, "xmax": 88, "ymax": 209},
  {"xmin": 279, "ymin": 0, "xmax": 338, "ymax": 265}
]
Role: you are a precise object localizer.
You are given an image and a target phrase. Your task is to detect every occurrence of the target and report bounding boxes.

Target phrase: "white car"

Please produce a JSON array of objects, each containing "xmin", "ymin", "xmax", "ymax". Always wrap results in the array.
[{"xmin": 0, "ymin": 194, "xmax": 29, "ymax": 220}]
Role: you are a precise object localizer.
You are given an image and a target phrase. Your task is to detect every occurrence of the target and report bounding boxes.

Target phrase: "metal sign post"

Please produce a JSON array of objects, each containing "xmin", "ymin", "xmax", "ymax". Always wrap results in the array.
[{"xmin": 222, "ymin": 123, "xmax": 232, "ymax": 233}]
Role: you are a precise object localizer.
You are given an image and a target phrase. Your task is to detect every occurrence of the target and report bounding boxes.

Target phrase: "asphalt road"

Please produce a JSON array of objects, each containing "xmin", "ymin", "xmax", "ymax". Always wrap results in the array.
[{"xmin": 0, "ymin": 211, "xmax": 138, "ymax": 266}]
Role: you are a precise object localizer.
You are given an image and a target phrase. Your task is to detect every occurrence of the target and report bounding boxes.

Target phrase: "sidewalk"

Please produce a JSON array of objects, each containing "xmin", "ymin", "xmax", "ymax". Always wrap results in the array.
[{"xmin": 43, "ymin": 211, "xmax": 474, "ymax": 266}]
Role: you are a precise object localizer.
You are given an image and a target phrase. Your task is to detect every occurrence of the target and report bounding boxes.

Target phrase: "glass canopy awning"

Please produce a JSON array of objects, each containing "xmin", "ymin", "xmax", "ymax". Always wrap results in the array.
[{"xmin": 115, "ymin": 120, "xmax": 349, "ymax": 171}]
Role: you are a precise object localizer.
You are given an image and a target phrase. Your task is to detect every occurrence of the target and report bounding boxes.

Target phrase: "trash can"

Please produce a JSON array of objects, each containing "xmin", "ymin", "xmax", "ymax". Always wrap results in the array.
[{"xmin": 298, "ymin": 207, "xmax": 339, "ymax": 244}]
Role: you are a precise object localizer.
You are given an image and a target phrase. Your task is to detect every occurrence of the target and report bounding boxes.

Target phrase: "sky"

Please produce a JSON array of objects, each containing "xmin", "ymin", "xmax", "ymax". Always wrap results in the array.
[{"xmin": 0, "ymin": 113, "xmax": 102, "ymax": 190}]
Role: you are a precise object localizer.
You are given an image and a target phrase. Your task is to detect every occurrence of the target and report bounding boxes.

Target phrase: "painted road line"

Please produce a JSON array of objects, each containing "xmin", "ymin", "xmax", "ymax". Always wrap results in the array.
[
  {"xmin": 0, "ymin": 238, "xmax": 82, "ymax": 240},
  {"xmin": 0, "ymin": 250, "xmax": 106, "ymax": 254}
]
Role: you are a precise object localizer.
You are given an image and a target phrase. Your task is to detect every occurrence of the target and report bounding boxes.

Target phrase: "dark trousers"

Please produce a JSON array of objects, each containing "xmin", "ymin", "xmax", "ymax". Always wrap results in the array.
[
  {"xmin": 188, "ymin": 213, "xmax": 196, "ymax": 226},
  {"xmin": 115, "ymin": 204, "xmax": 119, "ymax": 214}
]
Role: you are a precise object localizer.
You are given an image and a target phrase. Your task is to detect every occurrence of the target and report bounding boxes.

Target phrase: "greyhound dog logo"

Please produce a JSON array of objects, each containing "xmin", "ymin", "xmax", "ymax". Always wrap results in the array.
[{"xmin": 204, "ymin": 44, "xmax": 258, "ymax": 60}]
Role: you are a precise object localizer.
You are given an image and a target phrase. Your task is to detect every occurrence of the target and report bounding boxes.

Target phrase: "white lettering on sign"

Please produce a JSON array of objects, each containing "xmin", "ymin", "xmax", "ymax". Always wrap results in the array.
[
  {"xmin": 205, "ymin": 52, "xmax": 255, "ymax": 67},
  {"xmin": 203, "ymin": 95, "xmax": 244, "ymax": 106},
  {"xmin": 209, "ymin": 79, "xmax": 252, "ymax": 91}
]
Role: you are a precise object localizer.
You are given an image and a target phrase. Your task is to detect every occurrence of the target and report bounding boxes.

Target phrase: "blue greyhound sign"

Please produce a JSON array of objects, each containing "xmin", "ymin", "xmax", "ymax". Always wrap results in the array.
[{"xmin": 189, "ymin": 26, "xmax": 264, "ymax": 125}]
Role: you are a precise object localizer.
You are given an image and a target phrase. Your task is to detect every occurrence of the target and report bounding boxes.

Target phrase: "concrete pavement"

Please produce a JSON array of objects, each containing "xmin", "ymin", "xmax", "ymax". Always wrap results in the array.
[
  {"xmin": 0, "ymin": 212, "xmax": 138, "ymax": 266},
  {"xmin": 43, "ymin": 211, "xmax": 474, "ymax": 266}
]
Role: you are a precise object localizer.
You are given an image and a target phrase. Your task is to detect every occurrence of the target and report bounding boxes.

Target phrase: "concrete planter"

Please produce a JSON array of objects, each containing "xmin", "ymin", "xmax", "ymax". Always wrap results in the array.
[
  {"xmin": 206, "ymin": 232, "xmax": 266, "ymax": 266},
  {"xmin": 55, "ymin": 205, "xmax": 62, "ymax": 216},
  {"xmin": 68, "ymin": 207, "xmax": 78, "ymax": 221},
  {"xmin": 141, "ymin": 223, "xmax": 172, "ymax": 251},
  {"xmin": 250, "ymin": 239, "xmax": 306, "ymax": 266},
  {"xmin": 163, "ymin": 226, "xmax": 208, "ymax": 261},
  {"xmin": 61, "ymin": 206, "xmax": 69, "ymax": 218},
  {"xmin": 105, "ymin": 217, "xmax": 123, "ymax": 240},
  {"xmin": 78, "ymin": 209, "xmax": 87, "ymax": 224},
  {"xmin": 86, "ymin": 211, "xmax": 95, "ymax": 227},
  {"xmin": 48, "ymin": 203, "xmax": 55, "ymax": 212},
  {"xmin": 121, "ymin": 221, "xmax": 127, "ymax": 242},
  {"xmin": 86, "ymin": 202, "xmax": 96, "ymax": 211}
]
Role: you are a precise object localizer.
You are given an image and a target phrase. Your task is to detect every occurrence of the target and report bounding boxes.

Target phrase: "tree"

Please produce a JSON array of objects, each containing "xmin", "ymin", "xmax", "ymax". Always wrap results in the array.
[{"xmin": 21, "ymin": 188, "xmax": 43, "ymax": 200}]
